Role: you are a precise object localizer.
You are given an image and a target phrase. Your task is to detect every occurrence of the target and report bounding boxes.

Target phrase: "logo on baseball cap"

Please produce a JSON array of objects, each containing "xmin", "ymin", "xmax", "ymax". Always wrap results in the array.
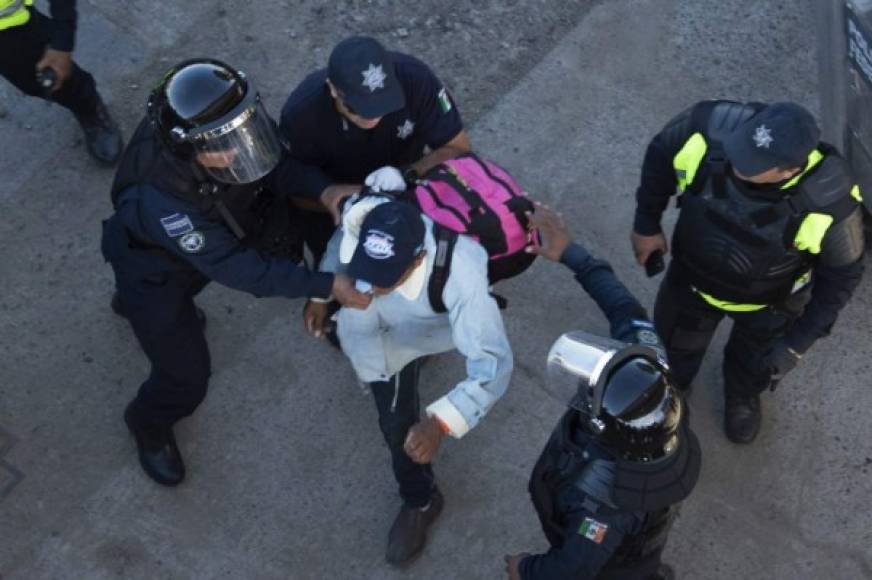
[
  {"xmin": 328, "ymin": 36, "xmax": 406, "ymax": 119},
  {"xmin": 347, "ymin": 201, "xmax": 425, "ymax": 288}
]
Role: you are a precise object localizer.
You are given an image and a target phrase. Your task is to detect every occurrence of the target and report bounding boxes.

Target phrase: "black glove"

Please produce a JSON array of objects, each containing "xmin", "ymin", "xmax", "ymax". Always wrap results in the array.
[{"xmin": 766, "ymin": 340, "xmax": 802, "ymax": 384}]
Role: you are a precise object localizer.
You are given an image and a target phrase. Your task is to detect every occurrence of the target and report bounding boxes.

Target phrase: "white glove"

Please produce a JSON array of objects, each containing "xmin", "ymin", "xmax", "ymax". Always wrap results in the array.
[{"xmin": 364, "ymin": 166, "xmax": 406, "ymax": 193}]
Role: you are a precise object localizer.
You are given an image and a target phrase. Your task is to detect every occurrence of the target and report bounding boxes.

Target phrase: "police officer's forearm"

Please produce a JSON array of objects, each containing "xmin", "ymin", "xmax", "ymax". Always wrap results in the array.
[
  {"xmin": 560, "ymin": 243, "xmax": 648, "ymax": 332},
  {"xmin": 47, "ymin": 0, "xmax": 78, "ymax": 52},
  {"xmin": 268, "ymin": 154, "xmax": 334, "ymax": 201},
  {"xmin": 785, "ymin": 258, "xmax": 864, "ymax": 353},
  {"xmin": 410, "ymin": 131, "xmax": 471, "ymax": 177}
]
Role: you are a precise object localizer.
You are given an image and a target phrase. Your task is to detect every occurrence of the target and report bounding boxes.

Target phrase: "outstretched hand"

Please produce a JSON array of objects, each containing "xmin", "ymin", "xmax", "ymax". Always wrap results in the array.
[{"xmin": 525, "ymin": 202, "xmax": 571, "ymax": 262}]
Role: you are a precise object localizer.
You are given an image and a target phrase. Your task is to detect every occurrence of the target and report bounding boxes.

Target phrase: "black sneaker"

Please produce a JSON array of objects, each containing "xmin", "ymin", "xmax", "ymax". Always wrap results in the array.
[
  {"xmin": 75, "ymin": 97, "xmax": 123, "ymax": 165},
  {"xmin": 124, "ymin": 403, "xmax": 185, "ymax": 486},
  {"xmin": 385, "ymin": 489, "xmax": 444, "ymax": 566},
  {"xmin": 724, "ymin": 392, "xmax": 762, "ymax": 444}
]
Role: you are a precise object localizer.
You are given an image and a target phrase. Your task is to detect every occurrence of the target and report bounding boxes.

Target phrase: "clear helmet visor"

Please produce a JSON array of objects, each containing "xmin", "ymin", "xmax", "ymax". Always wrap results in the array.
[
  {"xmin": 189, "ymin": 97, "xmax": 282, "ymax": 184},
  {"xmin": 545, "ymin": 331, "xmax": 665, "ymax": 413}
]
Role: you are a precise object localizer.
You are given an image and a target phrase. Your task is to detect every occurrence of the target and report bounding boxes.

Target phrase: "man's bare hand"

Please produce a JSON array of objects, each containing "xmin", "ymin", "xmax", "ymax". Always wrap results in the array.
[
  {"xmin": 504, "ymin": 554, "xmax": 529, "ymax": 579},
  {"xmin": 303, "ymin": 300, "xmax": 330, "ymax": 339},
  {"xmin": 35, "ymin": 48, "xmax": 73, "ymax": 92},
  {"xmin": 320, "ymin": 184, "xmax": 360, "ymax": 224},
  {"xmin": 404, "ymin": 416, "xmax": 445, "ymax": 464},
  {"xmin": 331, "ymin": 274, "xmax": 371, "ymax": 310},
  {"xmin": 525, "ymin": 203, "xmax": 571, "ymax": 262},
  {"xmin": 631, "ymin": 231, "xmax": 668, "ymax": 267}
]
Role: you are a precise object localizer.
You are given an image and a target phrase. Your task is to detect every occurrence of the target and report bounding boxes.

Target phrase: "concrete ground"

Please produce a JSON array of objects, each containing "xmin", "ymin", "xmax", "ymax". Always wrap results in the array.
[{"xmin": 2, "ymin": 0, "xmax": 871, "ymax": 578}]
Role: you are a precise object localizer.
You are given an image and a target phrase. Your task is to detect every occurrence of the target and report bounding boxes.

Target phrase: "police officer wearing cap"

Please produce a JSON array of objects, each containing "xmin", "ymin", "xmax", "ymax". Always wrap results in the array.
[
  {"xmin": 305, "ymin": 197, "xmax": 512, "ymax": 565},
  {"xmin": 631, "ymin": 100, "xmax": 865, "ymax": 444},
  {"xmin": 504, "ymin": 205, "xmax": 700, "ymax": 580},
  {"xmin": 101, "ymin": 59, "xmax": 371, "ymax": 486},
  {"xmin": 0, "ymin": 0, "xmax": 122, "ymax": 164},
  {"xmin": 278, "ymin": 35, "xmax": 471, "ymax": 258}
]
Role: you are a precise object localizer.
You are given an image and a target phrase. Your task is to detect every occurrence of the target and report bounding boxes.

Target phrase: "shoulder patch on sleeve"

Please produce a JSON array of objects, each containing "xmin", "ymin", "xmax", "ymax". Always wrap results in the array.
[
  {"xmin": 578, "ymin": 517, "xmax": 609, "ymax": 544},
  {"xmin": 437, "ymin": 87, "xmax": 452, "ymax": 114},
  {"xmin": 160, "ymin": 213, "xmax": 195, "ymax": 238},
  {"xmin": 178, "ymin": 231, "xmax": 206, "ymax": 253}
]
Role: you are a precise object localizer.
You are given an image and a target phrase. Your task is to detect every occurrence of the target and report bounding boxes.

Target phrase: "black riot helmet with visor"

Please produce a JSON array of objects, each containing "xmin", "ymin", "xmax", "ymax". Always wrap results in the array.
[
  {"xmin": 545, "ymin": 331, "xmax": 682, "ymax": 462},
  {"xmin": 147, "ymin": 59, "xmax": 283, "ymax": 184}
]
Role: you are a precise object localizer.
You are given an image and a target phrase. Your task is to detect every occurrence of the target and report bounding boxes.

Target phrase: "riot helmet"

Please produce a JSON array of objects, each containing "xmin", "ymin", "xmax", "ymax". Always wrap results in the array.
[
  {"xmin": 545, "ymin": 331, "xmax": 682, "ymax": 462},
  {"xmin": 147, "ymin": 59, "xmax": 282, "ymax": 184}
]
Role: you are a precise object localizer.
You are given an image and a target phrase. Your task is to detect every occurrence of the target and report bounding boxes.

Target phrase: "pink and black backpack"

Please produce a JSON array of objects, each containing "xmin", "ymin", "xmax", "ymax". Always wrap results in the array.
[{"xmin": 407, "ymin": 153, "xmax": 539, "ymax": 312}]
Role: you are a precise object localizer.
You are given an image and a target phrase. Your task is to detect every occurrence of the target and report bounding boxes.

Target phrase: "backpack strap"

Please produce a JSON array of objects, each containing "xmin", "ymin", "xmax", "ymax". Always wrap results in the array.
[{"xmin": 427, "ymin": 225, "xmax": 458, "ymax": 314}]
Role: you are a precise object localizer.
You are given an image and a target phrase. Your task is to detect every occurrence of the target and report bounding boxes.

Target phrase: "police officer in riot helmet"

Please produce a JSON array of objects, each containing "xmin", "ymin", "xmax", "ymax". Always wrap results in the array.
[
  {"xmin": 506, "ymin": 333, "xmax": 700, "ymax": 580},
  {"xmin": 101, "ymin": 59, "xmax": 370, "ymax": 486},
  {"xmin": 504, "ymin": 205, "xmax": 700, "ymax": 579}
]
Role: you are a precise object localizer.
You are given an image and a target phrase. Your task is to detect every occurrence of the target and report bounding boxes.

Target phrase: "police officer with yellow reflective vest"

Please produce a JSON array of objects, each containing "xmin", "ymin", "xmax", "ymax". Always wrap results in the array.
[
  {"xmin": 101, "ymin": 59, "xmax": 371, "ymax": 486},
  {"xmin": 0, "ymin": 0, "xmax": 122, "ymax": 164},
  {"xmin": 631, "ymin": 101, "xmax": 865, "ymax": 444}
]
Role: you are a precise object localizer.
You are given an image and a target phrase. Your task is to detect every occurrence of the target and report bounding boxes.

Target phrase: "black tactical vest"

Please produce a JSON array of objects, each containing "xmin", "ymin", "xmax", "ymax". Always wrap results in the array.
[
  {"xmin": 670, "ymin": 103, "xmax": 858, "ymax": 305},
  {"xmin": 528, "ymin": 410, "xmax": 701, "ymax": 571}
]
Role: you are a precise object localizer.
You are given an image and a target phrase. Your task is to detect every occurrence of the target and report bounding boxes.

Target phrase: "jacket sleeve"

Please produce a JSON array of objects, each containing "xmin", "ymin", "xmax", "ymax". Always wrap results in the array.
[
  {"xmin": 134, "ymin": 185, "xmax": 333, "ymax": 299},
  {"xmin": 560, "ymin": 242, "xmax": 650, "ymax": 340},
  {"xmin": 267, "ymin": 149, "xmax": 335, "ymax": 202},
  {"xmin": 519, "ymin": 506, "xmax": 638, "ymax": 580},
  {"xmin": 633, "ymin": 104, "xmax": 698, "ymax": 235},
  {"xmin": 277, "ymin": 104, "xmax": 336, "ymax": 199},
  {"xmin": 425, "ymin": 241, "xmax": 513, "ymax": 438},
  {"xmin": 785, "ymin": 208, "xmax": 866, "ymax": 353},
  {"xmin": 47, "ymin": 0, "xmax": 77, "ymax": 52}
]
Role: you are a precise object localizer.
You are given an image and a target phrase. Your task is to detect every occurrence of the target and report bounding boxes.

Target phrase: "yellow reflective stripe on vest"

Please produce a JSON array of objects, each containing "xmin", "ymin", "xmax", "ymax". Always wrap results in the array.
[
  {"xmin": 0, "ymin": 0, "xmax": 32, "ymax": 30},
  {"xmin": 793, "ymin": 212, "xmax": 834, "ymax": 254},
  {"xmin": 850, "ymin": 184, "xmax": 863, "ymax": 202},
  {"xmin": 693, "ymin": 288, "xmax": 768, "ymax": 312},
  {"xmin": 781, "ymin": 149, "xmax": 824, "ymax": 190},
  {"xmin": 672, "ymin": 133, "xmax": 707, "ymax": 192}
]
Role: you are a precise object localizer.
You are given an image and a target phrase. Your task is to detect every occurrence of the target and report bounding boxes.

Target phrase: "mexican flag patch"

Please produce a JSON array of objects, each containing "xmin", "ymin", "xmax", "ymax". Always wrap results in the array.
[
  {"xmin": 578, "ymin": 517, "xmax": 608, "ymax": 544},
  {"xmin": 438, "ymin": 87, "xmax": 452, "ymax": 113}
]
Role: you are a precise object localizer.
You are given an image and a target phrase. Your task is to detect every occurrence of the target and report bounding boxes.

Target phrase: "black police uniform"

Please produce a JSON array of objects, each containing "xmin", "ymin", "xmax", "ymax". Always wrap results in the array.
[
  {"xmin": 520, "ymin": 242, "xmax": 701, "ymax": 579},
  {"xmin": 278, "ymin": 52, "xmax": 463, "ymax": 256},
  {"xmin": 634, "ymin": 100, "xmax": 865, "ymax": 397},
  {"xmin": 101, "ymin": 119, "xmax": 333, "ymax": 429},
  {"xmin": 0, "ymin": 0, "xmax": 120, "ymax": 163}
]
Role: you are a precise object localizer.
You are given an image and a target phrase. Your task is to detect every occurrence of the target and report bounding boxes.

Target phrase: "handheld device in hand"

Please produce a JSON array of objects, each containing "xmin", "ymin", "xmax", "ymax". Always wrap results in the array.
[
  {"xmin": 36, "ymin": 68, "xmax": 57, "ymax": 95},
  {"xmin": 645, "ymin": 250, "xmax": 665, "ymax": 277}
]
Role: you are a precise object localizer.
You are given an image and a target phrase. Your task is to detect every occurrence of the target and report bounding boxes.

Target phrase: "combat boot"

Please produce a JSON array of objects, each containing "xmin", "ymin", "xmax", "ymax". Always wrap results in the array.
[
  {"xmin": 724, "ymin": 392, "xmax": 761, "ymax": 444},
  {"xmin": 75, "ymin": 96, "xmax": 123, "ymax": 165},
  {"xmin": 124, "ymin": 403, "xmax": 185, "ymax": 486},
  {"xmin": 386, "ymin": 489, "xmax": 443, "ymax": 566}
]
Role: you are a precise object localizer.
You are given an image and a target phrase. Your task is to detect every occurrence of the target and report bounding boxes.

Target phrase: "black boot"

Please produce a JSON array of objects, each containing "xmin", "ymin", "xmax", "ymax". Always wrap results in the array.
[
  {"xmin": 124, "ymin": 403, "xmax": 185, "ymax": 486},
  {"xmin": 386, "ymin": 489, "xmax": 444, "ymax": 566},
  {"xmin": 724, "ymin": 392, "xmax": 762, "ymax": 444},
  {"xmin": 112, "ymin": 292, "xmax": 206, "ymax": 330},
  {"xmin": 75, "ymin": 96, "xmax": 123, "ymax": 165}
]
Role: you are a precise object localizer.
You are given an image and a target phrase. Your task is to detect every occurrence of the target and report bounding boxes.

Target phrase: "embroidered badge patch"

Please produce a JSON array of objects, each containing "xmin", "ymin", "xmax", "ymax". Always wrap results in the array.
[
  {"xmin": 160, "ymin": 213, "xmax": 194, "ymax": 238},
  {"xmin": 178, "ymin": 231, "xmax": 206, "ymax": 253},
  {"xmin": 437, "ymin": 87, "xmax": 452, "ymax": 113},
  {"xmin": 578, "ymin": 517, "xmax": 608, "ymax": 544},
  {"xmin": 753, "ymin": 124, "xmax": 773, "ymax": 149},
  {"xmin": 361, "ymin": 63, "xmax": 386, "ymax": 92},
  {"xmin": 397, "ymin": 119, "xmax": 415, "ymax": 140}
]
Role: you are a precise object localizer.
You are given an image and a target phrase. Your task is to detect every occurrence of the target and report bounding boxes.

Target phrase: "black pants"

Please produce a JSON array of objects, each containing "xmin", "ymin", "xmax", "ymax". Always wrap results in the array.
[
  {"xmin": 0, "ymin": 9, "xmax": 99, "ymax": 117},
  {"xmin": 369, "ymin": 359, "xmax": 436, "ymax": 508},
  {"xmin": 653, "ymin": 268, "xmax": 808, "ymax": 397},
  {"xmin": 110, "ymin": 257, "xmax": 212, "ymax": 428}
]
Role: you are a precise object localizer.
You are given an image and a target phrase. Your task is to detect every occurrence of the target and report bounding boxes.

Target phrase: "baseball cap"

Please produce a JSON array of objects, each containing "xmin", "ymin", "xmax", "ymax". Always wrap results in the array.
[
  {"xmin": 347, "ymin": 201, "xmax": 425, "ymax": 288},
  {"xmin": 723, "ymin": 102, "xmax": 820, "ymax": 177},
  {"xmin": 327, "ymin": 36, "xmax": 405, "ymax": 119}
]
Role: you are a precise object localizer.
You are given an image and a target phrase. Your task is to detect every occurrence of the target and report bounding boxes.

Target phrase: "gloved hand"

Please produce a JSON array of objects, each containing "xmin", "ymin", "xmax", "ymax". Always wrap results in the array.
[
  {"xmin": 766, "ymin": 340, "xmax": 802, "ymax": 383},
  {"xmin": 364, "ymin": 166, "xmax": 406, "ymax": 193}
]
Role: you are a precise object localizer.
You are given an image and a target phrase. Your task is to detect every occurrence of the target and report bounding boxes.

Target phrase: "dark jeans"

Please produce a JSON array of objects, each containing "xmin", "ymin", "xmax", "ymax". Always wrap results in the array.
[
  {"xmin": 369, "ymin": 359, "xmax": 436, "ymax": 508},
  {"xmin": 112, "ymin": 262, "xmax": 212, "ymax": 428},
  {"xmin": 0, "ymin": 9, "xmax": 100, "ymax": 117},
  {"xmin": 653, "ymin": 268, "xmax": 809, "ymax": 397}
]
